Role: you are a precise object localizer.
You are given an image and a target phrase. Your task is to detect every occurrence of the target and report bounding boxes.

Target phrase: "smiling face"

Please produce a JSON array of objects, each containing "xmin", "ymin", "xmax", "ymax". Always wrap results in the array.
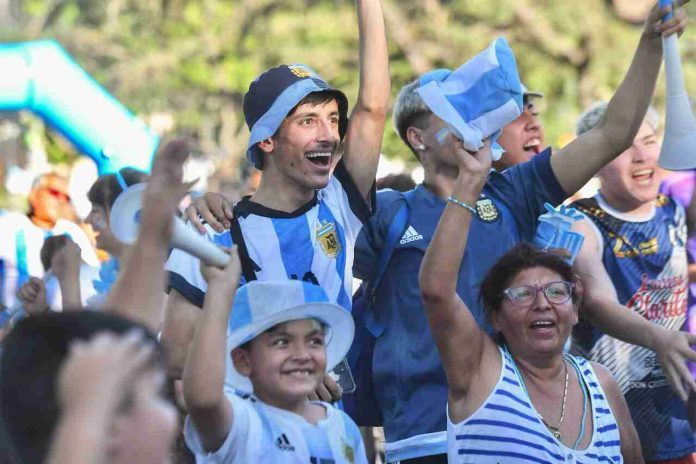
[
  {"xmin": 495, "ymin": 98, "xmax": 545, "ymax": 170},
  {"xmin": 258, "ymin": 97, "xmax": 340, "ymax": 193},
  {"xmin": 492, "ymin": 266, "xmax": 578, "ymax": 358},
  {"xmin": 232, "ymin": 319, "xmax": 327, "ymax": 409},
  {"xmin": 598, "ymin": 121, "xmax": 661, "ymax": 213}
]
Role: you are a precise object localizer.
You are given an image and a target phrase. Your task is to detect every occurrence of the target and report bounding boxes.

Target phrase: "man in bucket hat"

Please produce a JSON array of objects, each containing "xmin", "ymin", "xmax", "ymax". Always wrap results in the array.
[
  {"xmin": 163, "ymin": 0, "xmax": 389, "ymax": 398},
  {"xmin": 182, "ymin": 249, "xmax": 366, "ymax": 463}
]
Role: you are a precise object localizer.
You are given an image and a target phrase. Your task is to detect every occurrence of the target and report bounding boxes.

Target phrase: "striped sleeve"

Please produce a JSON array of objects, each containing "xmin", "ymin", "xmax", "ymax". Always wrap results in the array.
[
  {"xmin": 329, "ymin": 160, "xmax": 374, "ymax": 229},
  {"xmin": 165, "ymin": 221, "xmax": 232, "ymax": 308}
]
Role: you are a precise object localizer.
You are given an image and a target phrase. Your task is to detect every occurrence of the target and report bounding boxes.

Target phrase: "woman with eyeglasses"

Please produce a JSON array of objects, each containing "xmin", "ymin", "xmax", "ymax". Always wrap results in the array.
[{"xmin": 419, "ymin": 135, "xmax": 642, "ymax": 463}]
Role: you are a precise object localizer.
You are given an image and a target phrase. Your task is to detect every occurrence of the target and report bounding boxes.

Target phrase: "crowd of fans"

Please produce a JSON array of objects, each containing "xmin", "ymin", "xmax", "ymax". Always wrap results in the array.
[{"xmin": 0, "ymin": 1, "xmax": 695, "ymax": 463}]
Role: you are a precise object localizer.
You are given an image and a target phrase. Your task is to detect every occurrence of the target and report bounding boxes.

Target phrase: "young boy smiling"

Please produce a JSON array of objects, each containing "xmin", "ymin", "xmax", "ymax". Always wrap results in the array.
[{"xmin": 182, "ymin": 249, "xmax": 365, "ymax": 463}]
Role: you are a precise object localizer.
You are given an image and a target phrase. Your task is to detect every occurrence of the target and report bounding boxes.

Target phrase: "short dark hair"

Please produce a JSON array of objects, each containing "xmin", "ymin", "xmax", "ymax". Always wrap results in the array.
[
  {"xmin": 258, "ymin": 91, "xmax": 341, "ymax": 170},
  {"xmin": 40, "ymin": 235, "xmax": 70, "ymax": 271},
  {"xmin": 87, "ymin": 168, "xmax": 148, "ymax": 213},
  {"xmin": 479, "ymin": 243, "xmax": 578, "ymax": 324},
  {"xmin": 288, "ymin": 91, "xmax": 339, "ymax": 117},
  {"xmin": 236, "ymin": 318, "xmax": 328, "ymax": 352},
  {"xmin": 0, "ymin": 312, "xmax": 160, "ymax": 464}
]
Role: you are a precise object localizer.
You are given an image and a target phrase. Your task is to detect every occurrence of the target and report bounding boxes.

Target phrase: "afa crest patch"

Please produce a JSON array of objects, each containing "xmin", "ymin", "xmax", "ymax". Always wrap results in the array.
[
  {"xmin": 476, "ymin": 198, "xmax": 499, "ymax": 222},
  {"xmin": 342, "ymin": 440, "xmax": 355, "ymax": 464},
  {"xmin": 288, "ymin": 65, "xmax": 311, "ymax": 78},
  {"xmin": 316, "ymin": 221, "xmax": 341, "ymax": 258}
]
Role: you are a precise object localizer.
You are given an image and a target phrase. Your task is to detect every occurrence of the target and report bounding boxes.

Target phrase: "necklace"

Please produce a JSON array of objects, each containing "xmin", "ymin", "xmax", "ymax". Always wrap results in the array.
[
  {"xmin": 538, "ymin": 360, "xmax": 569, "ymax": 440},
  {"xmin": 511, "ymin": 350, "xmax": 569, "ymax": 440}
]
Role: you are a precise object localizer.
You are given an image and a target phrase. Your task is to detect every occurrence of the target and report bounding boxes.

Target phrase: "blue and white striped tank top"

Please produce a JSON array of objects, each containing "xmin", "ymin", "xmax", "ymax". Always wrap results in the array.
[{"xmin": 448, "ymin": 346, "xmax": 622, "ymax": 463}]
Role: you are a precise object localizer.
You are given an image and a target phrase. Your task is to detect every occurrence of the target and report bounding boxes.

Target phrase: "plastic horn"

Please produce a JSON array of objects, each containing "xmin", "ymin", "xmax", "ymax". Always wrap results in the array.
[
  {"xmin": 657, "ymin": 0, "xmax": 696, "ymax": 170},
  {"xmin": 109, "ymin": 183, "xmax": 230, "ymax": 267}
]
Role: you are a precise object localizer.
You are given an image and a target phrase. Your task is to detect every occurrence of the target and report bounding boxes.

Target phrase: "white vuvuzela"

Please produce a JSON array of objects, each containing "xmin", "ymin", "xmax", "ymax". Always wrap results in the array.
[
  {"xmin": 658, "ymin": 33, "xmax": 696, "ymax": 171},
  {"xmin": 110, "ymin": 183, "xmax": 230, "ymax": 267}
]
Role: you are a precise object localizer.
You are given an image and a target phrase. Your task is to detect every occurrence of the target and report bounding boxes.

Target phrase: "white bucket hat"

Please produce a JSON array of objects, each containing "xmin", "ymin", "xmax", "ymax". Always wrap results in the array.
[{"xmin": 224, "ymin": 280, "xmax": 354, "ymax": 394}]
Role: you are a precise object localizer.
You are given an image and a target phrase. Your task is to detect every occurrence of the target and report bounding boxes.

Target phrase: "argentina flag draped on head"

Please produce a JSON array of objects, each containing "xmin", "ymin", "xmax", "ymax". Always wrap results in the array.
[{"xmin": 416, "ymin": 37, "xmax": 523, "ymax": 161}]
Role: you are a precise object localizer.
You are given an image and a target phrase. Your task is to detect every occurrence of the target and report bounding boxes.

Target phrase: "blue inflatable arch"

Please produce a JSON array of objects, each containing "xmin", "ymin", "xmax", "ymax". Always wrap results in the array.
[{"xmin": 0, "ymin": 40, "xmax": 159, "ymax": 174}]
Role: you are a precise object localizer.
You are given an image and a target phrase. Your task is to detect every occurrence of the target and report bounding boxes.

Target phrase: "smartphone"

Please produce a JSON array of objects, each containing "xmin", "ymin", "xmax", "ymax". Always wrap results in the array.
[{"xmin": 329, "ymin": 358, "xmax": 356, "ymax": 394}]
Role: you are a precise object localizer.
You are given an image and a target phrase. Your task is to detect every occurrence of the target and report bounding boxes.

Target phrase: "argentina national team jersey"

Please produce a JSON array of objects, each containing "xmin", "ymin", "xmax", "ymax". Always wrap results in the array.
[
  {"xmin": 571, "ymin": 194, "xmax": 695, "ymax": 461},
  {"xmin": 184, "ymin": 393, "xmax": 368, "ymax": 463},
  {"xmin": 166, "ymin": 161, "xmax": 371, "ymax": 312}
]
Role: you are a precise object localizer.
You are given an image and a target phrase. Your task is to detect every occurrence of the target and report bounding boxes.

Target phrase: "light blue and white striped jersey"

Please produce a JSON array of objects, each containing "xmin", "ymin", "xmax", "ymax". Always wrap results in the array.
[
  {"xmin": 448, "ymin": 346, "xmax": 622, "ymax": 464},
  {"xmin": 184, "ymin": 393, "xmax": 368, "ymax": 464},
  {"xmin": 166, "ymin": 161, "xmax": 370, "ymax": 312},
  {"xmin": 0, "ymin": 213, "xmax": 99, "ymax": 309}
]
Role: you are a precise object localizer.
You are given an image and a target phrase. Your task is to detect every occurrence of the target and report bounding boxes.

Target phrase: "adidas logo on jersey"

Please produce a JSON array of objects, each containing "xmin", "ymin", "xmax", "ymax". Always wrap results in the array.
[
  {"xmin": 400, "ymin": 225, "xmax": 423, "ymax": 244},
  {"xmin": 275, "ymin": 433, "xmax": 295, "ymax": 451}
]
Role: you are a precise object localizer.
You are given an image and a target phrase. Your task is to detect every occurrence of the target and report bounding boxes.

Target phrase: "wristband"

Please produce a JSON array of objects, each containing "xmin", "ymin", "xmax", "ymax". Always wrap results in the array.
[{"xmin": 447, "ymin": 196, "xmax": 477, "ymax": 216}]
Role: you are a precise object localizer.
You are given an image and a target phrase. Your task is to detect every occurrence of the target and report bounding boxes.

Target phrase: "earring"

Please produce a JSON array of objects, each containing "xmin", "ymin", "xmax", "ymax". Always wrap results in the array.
[{"xmin": 415, "ymin": 144, "xmax": 426, "ymax": 150}]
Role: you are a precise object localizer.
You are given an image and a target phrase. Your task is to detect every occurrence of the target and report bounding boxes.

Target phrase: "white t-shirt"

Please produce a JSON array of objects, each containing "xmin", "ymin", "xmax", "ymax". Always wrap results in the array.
[
  {"xmin": 0, "ymin": 213, "xmax": 99, "ymax": 308},
  {"xmin": 185, "ymin": 393, "xmax": 368, "ymax": 464}
]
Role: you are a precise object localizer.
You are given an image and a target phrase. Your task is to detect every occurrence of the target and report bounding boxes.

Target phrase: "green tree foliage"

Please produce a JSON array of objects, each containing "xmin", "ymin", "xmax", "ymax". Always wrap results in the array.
[{"xmin": 3, "ymin": 0, "xmax": 695, "ymax": 175}]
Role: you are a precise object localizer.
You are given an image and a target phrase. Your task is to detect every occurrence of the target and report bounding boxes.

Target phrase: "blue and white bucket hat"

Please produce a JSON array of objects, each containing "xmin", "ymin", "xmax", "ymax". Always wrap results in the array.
[
  {"xmin": 243, "ymin": 64, "xmax": 349, "ymax": 170},
  {"xmin": 225, "ymin": 280, "xmax": 354, "ymax": 393},
  {"xmin": 416, "ymin": 37, "xmax": 524, "ymax": 161}
]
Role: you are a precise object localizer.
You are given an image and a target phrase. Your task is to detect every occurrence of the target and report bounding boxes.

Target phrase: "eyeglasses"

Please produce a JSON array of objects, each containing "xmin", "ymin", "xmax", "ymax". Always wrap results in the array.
[
  {"xmin": 502, "ymin": 281, "xmax": 575, "ymax": 307},
  {"xmin": 43, "ymin": 187, "xmax": 71, "ymax": 202}
]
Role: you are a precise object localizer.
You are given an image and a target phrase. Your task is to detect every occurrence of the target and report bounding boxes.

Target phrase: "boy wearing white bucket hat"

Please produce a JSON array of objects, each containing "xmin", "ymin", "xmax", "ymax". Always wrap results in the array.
[{"xmin": 182, "ymin": 249, "xmax": 365, "ymax": 464}]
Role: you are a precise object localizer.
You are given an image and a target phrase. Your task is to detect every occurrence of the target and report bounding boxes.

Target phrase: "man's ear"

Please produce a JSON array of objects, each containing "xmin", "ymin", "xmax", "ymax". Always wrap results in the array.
[
  {"xmin": 257, "ymin": 138, "xmax": 274, "ymax": 154},
  {"xmin": 231, "ymin": 348, "xmax": 252, "ymax": 377},
  {"xmin": 406, "ymin": 127, "xmax": 426, "ymax": 152}
]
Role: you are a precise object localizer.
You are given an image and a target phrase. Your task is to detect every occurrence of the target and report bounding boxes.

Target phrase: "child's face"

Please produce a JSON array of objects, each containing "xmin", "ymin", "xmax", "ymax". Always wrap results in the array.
[
  {"xmin": 235, "ymin": 319, "xmax": 327, "ymax": 406},
  {"xmin": 109, "ymin": 369, "xmax": 178, "ymax": 464},
  {"xmin": 86, "ymin": 204, "xmax": 118, "ymax": 251}
]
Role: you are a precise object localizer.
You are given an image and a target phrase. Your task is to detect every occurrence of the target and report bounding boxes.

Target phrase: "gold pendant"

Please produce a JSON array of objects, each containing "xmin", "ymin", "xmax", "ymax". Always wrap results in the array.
[{"xmin": 553, "ymin": 431, "xmax": 561, "ymax": 440}]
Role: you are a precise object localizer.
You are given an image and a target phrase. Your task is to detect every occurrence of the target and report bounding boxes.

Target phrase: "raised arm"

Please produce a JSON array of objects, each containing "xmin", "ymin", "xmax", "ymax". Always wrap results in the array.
[
  {"xmin": 573, "ymin": 218, "xmax": 696, "ymax": 401},
  {"xmin": 419, "ymin": 138, "xmax": 496, "ymax": 418},
  {"xmin": 182, "ymin": 248, "xmax": 240, "ymax": 453},
  {"xmin": 341, "ymin": 0, "xmax": 390, "ymax": 199},
  {"xmin": 50, "ymin": 239, "xmax": 83, "ymax": 311},
  {"xmin": 551, "ymin": 1, "xmax": 688, "ymax": 195},
  {"xmin": 105, "ymin": 139, "xmax": 190, "ymax": 332}
]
